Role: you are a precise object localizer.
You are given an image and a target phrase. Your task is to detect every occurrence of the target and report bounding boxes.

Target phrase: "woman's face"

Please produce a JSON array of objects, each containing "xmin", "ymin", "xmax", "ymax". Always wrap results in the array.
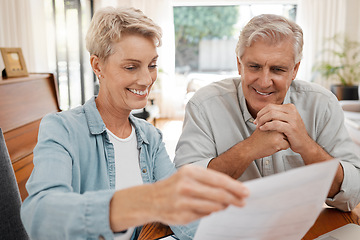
[{"xmin": 97, "ymin": 34, "xmax": 158, "ymax": 113}]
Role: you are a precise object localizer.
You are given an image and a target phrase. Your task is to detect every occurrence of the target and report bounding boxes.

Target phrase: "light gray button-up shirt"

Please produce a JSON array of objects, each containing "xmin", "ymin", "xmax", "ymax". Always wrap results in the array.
[{"xmin": 174, "ymin": 77, "xmax": 360, "ymax": 211}]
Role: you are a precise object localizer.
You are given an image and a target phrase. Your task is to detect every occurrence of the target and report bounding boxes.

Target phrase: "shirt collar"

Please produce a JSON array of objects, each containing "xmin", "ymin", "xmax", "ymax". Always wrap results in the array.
[
  {"xmin": 83, "ymin": 96, "xmax": 150, "ymax": 145},
  {"xmin": 129, "ymin": 114, "xmax": 150, "ymax": 146},
  {"xmin": 283, "ymin": 83, "xmax": 292, "ymax": 104},
  {"xmin": 83, "ymin": 96, "xmax": 107, "ymax": 135},
  {"xmin": 238, "ymin": 83, "xmax": 255, "ymax": 123}
]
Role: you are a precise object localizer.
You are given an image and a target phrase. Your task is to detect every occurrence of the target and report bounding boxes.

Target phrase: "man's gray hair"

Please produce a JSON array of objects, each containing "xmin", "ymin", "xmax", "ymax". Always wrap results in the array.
[{"xmin": 235, "ymin": 14, "xmax": 303, "ymax": 64}]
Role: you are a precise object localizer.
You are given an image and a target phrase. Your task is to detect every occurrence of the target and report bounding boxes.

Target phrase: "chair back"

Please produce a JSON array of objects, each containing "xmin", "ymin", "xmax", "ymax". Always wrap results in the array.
[{"xmin": 0, "ymin": 128, "xmax": 29, "ymax": 239}]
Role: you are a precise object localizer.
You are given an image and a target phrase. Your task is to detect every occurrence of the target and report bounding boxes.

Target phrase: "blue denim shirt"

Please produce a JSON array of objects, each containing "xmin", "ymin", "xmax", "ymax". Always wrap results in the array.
[{"xmin": 21, "ymin": 96, "xmax": 197, "ymax": 240}]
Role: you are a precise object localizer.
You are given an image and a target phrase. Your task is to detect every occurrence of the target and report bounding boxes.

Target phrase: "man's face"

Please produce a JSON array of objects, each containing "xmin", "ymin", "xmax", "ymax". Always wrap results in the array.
[{"xmin": 237, "ymin": 39, "xmax": 300, "ymax": 118}]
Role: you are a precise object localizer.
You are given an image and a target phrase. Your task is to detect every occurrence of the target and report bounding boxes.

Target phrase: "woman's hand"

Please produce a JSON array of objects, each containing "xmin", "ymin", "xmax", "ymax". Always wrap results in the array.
[
  {"xmin": 150, "ymin": 165, "xmax": 249, "ymax": 225},
  {"xmin": 109, "ymin": 165, "xmax": 249, "ymax": 232}
]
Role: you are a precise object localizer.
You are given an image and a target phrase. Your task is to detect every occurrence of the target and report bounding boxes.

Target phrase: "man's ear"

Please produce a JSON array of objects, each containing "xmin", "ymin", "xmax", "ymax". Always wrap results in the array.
[
  {"xmin": 237, "ymin": 57, "xmax": 242, "ymax": 75},
  {"xmin": 90, "ymin": 55, "xmax": 102, "ymax": 77},
  {"xmin": 292, "ymin": 61, "xmax": 301, "ymax": 80}
]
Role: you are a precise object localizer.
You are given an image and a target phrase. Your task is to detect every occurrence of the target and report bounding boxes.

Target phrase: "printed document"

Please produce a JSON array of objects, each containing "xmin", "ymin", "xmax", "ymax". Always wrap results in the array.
[{"xmin": 194, "ymin": 159, "xmax": 339, "ymax": 240}]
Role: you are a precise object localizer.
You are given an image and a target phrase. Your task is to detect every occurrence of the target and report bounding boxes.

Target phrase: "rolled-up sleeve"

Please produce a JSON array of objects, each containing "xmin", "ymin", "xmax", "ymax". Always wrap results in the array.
[
  {"xmin": 326, "ymin": 161, "xmax": 360, "ymax": 211},
  {"xmin": 319, "ymin": 97, "xmax": 360, "ymax": 211}
]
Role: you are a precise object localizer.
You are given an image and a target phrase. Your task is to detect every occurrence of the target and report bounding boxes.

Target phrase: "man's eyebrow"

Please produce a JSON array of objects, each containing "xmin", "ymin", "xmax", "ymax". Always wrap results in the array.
[{"xmin": 271, "ymin": 65, "xmax": 289, "ymax": 70}]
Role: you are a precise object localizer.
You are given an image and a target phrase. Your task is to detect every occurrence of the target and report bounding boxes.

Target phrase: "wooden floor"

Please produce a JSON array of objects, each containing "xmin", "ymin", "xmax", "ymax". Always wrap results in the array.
[{"xmin": 153, "ymin": 117, "xmax": 182, "ymax": 129}]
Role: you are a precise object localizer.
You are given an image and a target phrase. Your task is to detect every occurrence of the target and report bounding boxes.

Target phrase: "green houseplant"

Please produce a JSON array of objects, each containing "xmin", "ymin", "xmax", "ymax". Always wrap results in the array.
[{"xmin": 312, "ymin": 34, "xmax": 360, "ymax": 100}]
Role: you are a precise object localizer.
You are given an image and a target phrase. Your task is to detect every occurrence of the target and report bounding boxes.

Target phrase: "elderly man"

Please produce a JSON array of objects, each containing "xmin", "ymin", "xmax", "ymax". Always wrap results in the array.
[{"xmin": 174, "ymin": 14, "xmax": 360, "ymax": 212}]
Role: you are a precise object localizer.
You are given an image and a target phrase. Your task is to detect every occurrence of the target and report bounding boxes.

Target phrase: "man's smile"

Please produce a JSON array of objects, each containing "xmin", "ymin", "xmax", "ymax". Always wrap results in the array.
[{"xmin": 254, "ymin": 88, "xmax": 273, "ymax": 96}]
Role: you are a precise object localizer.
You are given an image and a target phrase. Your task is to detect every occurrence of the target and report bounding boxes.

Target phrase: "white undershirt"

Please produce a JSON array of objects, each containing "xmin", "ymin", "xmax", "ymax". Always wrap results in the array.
[{"xmin": 107, "ymin": 126, "xmax": 143, "ymax": 240}]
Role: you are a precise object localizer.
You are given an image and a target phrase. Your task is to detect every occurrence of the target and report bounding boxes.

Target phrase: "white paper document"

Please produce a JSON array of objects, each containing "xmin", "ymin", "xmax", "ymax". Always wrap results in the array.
[{"xmin": 194, "ymin": 159, "xmax": 339, "ymax": 240}]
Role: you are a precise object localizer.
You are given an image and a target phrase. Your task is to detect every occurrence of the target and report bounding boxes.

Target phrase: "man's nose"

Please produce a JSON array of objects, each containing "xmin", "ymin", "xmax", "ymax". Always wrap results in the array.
[{"xmin": 258, "ymin": 69, "xmax": 272, "ymax": 88}]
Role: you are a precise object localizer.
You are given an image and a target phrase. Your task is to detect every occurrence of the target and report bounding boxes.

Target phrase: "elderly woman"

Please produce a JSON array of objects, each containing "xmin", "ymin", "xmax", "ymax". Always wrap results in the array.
[{"xmin": 20, "ymin": 7, "xmax": 249, "ymax": 240}]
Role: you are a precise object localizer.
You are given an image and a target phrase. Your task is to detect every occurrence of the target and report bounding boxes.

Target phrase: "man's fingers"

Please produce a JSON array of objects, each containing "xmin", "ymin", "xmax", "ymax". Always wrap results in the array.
[
  {"xmin": 255, "ymin": 103, "xmax": 295, "ymax": 127},
  {"xmin": 258, "ymin": 119, "xmax": 287, "ymax": 132}
]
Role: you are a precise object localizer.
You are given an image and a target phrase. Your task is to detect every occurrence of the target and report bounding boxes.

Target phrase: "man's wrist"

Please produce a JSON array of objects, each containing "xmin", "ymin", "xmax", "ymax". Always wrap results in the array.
[{"xmin": 299, "ymin": 140, "xmax": 332, "ymax": 165}]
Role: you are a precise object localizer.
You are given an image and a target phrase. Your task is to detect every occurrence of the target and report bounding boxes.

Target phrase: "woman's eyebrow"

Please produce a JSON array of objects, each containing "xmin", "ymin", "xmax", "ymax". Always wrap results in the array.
[{"xmin": 123, "ymin": 55, "xmax": 158, "ymax": 63}]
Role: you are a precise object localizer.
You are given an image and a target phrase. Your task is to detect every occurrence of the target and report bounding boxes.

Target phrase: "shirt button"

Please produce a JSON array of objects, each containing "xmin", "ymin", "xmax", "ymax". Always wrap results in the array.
[
  {"xmin": 265, "ymin": 160, "xmax": 270, "ymax": 165},
  {"xmin": 142, "ymin": 168, "xmax": 147, "ymax": 173}
]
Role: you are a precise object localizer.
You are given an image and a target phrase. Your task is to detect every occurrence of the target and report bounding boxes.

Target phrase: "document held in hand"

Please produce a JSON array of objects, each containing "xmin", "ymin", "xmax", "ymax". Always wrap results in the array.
[{"xmin": 194, "ymin": 158, "xmax": 339, "ymax": 240}]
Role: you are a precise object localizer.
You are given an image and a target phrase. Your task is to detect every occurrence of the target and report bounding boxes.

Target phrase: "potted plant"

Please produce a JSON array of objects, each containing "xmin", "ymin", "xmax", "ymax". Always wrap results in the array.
[{"xmin": 312, "ymin": 34, "xmax": 360, "ymax": 100}]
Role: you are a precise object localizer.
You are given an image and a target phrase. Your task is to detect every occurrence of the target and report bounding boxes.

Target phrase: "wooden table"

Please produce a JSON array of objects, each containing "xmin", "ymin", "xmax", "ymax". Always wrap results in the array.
[
  {"xmin": 139, "ymin": 204, "xmax": 360, "ymax": 240},
  {"xmin": 138, "ymin": 222, "xmax": 174, "ymax": 240},
  {"xmin": 302, "ymin": 204, "xmax": 360, "ymax": 239}
]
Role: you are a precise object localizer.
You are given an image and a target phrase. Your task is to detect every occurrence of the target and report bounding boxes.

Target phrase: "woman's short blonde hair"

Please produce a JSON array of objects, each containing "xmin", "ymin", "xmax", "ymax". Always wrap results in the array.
[
  {"xmin": 86, "ymin": 7, "xmax": 162, "ymax": 62},
  {"xmin": 235, "ymin": 14, "xmax": 303, "ymax": 64}
]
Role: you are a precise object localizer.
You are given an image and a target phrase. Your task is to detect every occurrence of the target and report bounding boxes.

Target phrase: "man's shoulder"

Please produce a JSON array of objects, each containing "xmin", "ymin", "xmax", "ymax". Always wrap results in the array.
[
  {"xmin": 291, "ymin": 80, "xmax": 330, "ymax": 93},
  {"xmin": 290, "ymin": 80, "xmax": 335, "ymax": 99},
  {"xmin": 190, "ymin": 77, "xmax": 241, "ymax": 103}
]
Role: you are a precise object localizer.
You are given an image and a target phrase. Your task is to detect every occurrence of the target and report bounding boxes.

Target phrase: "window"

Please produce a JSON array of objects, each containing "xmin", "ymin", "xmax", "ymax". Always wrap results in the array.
[
  {"xmin": 44, "ymin": 0, "xmax": 94, "ymax": 110},
  {"xmin": 173, "ymin": 2, "xmax": 297, "ymax": 74}
]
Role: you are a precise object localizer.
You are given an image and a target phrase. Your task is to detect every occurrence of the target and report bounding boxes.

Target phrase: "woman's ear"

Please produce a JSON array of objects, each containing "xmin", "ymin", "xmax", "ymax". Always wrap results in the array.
[{"xmin": 90, "ymin": 55, "xmax": 102, "ymax": 78}]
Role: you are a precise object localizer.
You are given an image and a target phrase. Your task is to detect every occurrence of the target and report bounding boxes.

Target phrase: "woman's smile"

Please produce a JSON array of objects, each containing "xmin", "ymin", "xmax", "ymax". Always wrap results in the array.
[{"xmin": 128, "ymin": 88, "xmax": 148, "ymax": 97}]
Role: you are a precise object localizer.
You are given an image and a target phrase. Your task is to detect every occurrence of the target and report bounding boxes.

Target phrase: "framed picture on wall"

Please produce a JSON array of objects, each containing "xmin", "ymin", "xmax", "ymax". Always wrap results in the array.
[{"xmin": 0, "ymin": 48, "xmax": 28, "ymax": 78}]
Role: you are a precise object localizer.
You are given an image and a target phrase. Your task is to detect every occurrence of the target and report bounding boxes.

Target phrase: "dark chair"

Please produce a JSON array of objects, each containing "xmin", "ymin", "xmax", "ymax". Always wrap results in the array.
[{"xmin": 0, "ymin": 128, "xmax": 29, "ymax": 239}]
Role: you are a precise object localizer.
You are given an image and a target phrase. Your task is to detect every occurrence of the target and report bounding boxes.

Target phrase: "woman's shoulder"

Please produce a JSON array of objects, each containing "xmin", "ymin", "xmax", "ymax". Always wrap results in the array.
[
  {"xmin": 44, "ymin": 105, "xmax": 85, "ymax": 123},
  {"xmin": 40, "ymin": 105, "xmax": 89, "ymax": 136}
]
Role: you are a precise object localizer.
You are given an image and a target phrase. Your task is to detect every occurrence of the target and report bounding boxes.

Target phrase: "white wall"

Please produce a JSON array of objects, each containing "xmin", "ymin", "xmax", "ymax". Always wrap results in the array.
[
  {"xmin": 0, "ymin": 0, "xmax": 49, "ymax": 73},
  {"xmin": 297, "ymin": 0, "xmax": 360, "ymax": 85},
  {"xmin": 345, "ymin": 0, "xmax": 360, "ymax": 42}
]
